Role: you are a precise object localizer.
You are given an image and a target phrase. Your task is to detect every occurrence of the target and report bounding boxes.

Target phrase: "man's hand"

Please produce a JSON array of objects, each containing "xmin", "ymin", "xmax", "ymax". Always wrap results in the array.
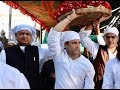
[
  {"xmin": 93, "ymin": 14, "xmax": 111, "ymax": 28},
  {"xmin": 92, "ymin": 14, "xmax": 111, "ymax": 35},
  {"xmin": 98, "ymin": 14, "xmax": 112, "ymax": 23},
  {"xmin": 53, "ymin": 9, "xmax": 82, "ymax": 32},
  {"xmin": 67, "ymin": 9, "xmax": 82, "ymax": 21}
]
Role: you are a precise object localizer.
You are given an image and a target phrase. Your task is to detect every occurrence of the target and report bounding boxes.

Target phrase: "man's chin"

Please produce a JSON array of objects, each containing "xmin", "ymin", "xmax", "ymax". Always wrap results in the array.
[
  {"xmin": 108, "ymin": 45, "xmax": 115, "ymax": 48},
  {"xmin": 19, "ymin": 43, "xmax": 30, "ymax": 46},
  {"xmin": 75, "ymin": 52, "xmax": 80, "ymax": 55}
]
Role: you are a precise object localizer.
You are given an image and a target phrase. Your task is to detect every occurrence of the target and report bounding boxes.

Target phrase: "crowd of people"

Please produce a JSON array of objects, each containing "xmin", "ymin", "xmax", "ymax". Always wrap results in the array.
[{"xmin": 0, "ymin": 9, "xmax": 119, "ymax": 89}]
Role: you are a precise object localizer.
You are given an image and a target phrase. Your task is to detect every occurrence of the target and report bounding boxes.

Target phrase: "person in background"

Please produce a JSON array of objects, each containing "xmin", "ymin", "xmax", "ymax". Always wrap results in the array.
[
  {"xmin": 40, "ymin": 59, "xmax": 55, "ymax": 89},
  {"xmin": 79, "ymin": 15, "xmax": 119, "ymax": 89},
  {"xmin": 7, "ymin": 40, "xmax": 16, "ymax": 47},
  {"xmin": 102, "ymin": 35, "xmax": 120, "ymax": 89},
  {"xmin": 0, "ymin": 24, "xmax": 53, "ymax": 89},
  {"xmin": 47, "ymin": 9, "xmax": 95, "ymax": 89},
  {"xmin": 0, "ymin": 61, "xmax": 30, "ymax": 89},
  {"xmin": 83, "ymin": 47, "xmax": 93, "ymax": 63}
]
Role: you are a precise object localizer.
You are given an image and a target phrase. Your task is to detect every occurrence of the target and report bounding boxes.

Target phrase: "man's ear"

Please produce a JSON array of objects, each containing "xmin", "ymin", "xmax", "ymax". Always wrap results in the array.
[
  {"xmin": 64, "ymin": 43, "xmax": 66, "ymax": 49},
  {"xmin": 64, "ymin": 41, "xmax": 69, "ymax": 49}
]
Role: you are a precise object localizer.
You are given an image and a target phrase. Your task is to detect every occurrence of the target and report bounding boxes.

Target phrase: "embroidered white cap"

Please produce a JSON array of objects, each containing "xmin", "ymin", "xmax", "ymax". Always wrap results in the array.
[
  {"xmin": 61, "ymin": 31, "xmax": 80, "ymax": 44},
  {"xmin": 104, "ymin": 26, "xmax": 119, "ymax": 36},
  {"xmin": 60, "ymin": 31, "xmax": 80, "ymax": 49}
]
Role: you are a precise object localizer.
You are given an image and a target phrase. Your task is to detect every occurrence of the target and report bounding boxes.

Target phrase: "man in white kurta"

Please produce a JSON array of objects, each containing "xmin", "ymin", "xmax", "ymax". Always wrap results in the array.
[
  {"xmin": 79, "ymin": 16, "xmax": 119, "ymax": 89},
  {"xmin": 47, "ymin": 9, "xmax": 95, "ymax": 89},
  {"xmin": 102, "ymin": 57, "xmax": 120, "ymax": 89},
  {"xmin": 79, "ymin": 26, "xmax": 118, "ymax": 60},
  {"xmin": 102, "ymin": 35, "xmax": 120, "ymax": 89},
  {"xmin": 0, "ymin": 61, "xmax": 30, "ymax": 89}
]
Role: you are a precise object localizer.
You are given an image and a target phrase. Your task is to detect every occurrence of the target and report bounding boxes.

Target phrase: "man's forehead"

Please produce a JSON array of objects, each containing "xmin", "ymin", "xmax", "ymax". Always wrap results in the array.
[{"xmin": 17, "ymin": 30, "xmax": 31, "ymax": 33}]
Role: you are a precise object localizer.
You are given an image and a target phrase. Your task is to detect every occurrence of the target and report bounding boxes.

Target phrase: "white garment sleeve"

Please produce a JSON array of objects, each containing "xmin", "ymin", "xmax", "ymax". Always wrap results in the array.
[
  {"xmin": 18, "ymin": 73, "xmax": 30, "ymax": 89},
  {"xmin": 97, "ymin": 34, "xmax": 106, "ymax": 45},
  {"xmin": 84, "ymin": 64, "xmax": 95, "ymax": 89},
  {"xmin": 38, "ymin": 47, "xmax": 53, "ymax": 60},
  {"xmin": 0, "ymin": 62, "xmax": 30, "ymax": 89},
  {"xmin": 102, "ymin": 61, "xmax": 114, "ymax": 89},
  {"xmin": 0, "ymin": 50, "xmax": 6, "ymax": 63},
  {"xmin": 47, "ymin": 28, "xmax": 62, "ymax": 57},
  {"xmin": 79, "ymin": 27, "xmax": 99, "ymax": 60},
  {"xmin": 38, "ymin": 47, "xmax": 54, "ymax": 72}
]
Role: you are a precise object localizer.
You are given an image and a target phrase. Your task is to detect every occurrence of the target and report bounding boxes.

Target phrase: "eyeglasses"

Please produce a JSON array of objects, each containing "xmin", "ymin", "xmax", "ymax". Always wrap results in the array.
[{"xmin": 105, "ymin": 35, "xmax": 117, "ymax": 39}]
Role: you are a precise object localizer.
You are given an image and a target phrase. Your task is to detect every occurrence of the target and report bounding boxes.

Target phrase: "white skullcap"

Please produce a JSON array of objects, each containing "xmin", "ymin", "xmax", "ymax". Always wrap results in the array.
[
  {"xmin": 10, "ymin": 24, "xmax": 36, "ymax": 44},
  {"xmin": 104, "ymin": 26, "xmax": 119, "ymax": 36},
  {"xmin": 10, "ymin": 24, "xmax": 36, "ymax": 34},
  {"xmin": 60, "ymin": 31, "xmax": 80, "ymax": 49}
]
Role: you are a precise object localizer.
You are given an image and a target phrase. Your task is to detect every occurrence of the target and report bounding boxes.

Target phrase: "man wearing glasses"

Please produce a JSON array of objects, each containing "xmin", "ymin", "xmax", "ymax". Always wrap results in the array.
[{"xmin": 79, "ymin": 16, "xmax": 119, "ymax": 89}]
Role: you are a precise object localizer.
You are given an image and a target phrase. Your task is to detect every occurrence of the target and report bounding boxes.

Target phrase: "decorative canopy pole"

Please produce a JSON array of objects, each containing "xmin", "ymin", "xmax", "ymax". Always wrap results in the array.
[{"xmin": 9, "ymin": 6, "xmax": 12, "ymax": 40}]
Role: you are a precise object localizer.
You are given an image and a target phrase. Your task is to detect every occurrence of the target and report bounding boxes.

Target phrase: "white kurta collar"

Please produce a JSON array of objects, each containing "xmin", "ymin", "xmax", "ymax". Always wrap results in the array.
[
  {"xmin": 19, "ymin": 46, "xmax": 26, "ymax": 52},
  {"xmin": 108, "ymin": 49, "xmax": 117, "ymax": 59}
]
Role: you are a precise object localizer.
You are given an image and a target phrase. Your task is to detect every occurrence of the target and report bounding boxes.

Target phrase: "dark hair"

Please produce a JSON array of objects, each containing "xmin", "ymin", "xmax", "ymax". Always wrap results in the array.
[
  {"xmin": 0, "ymin": 47, "xmax": 2, "ymax": 52},
  {"xmin": 117, "ymin": 34, "xmax": 120, "ymax": 60},
  {"xmin": 64, "ymin": 41, "xmax": 69, "ymax": 49},
  {"xmin": 116, "ymin": 43, "xmax": 120, "ymax": 61}
]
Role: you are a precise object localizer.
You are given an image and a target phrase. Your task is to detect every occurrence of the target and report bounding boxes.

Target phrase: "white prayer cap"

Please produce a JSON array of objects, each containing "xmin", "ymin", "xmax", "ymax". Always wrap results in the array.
[
  {"xmin": 104, "ymin": 26, "xmax": 119, "ymax": 36},
  {"xmin": 60, "ymin": 31, "xmax": 80, "ymax": 49},
  {"xmin": 10, "ymin": 24, "xmax": 36, "ymax": 44},
  {"xmin": 10, "ymin": 24, "xmax": 36, "ymax": 35}
]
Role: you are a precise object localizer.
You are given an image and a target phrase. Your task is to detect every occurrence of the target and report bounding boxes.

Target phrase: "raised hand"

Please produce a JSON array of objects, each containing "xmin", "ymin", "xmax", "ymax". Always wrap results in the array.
[
  {"xmin": 92, "ymin": 20, "xmax": 101, "ymax": 35},
  {"xmin": 98, "ymin": 14, "xmax": 112, "ymax": 23},
  {"xmin": 67, "ymin": 9, "xmax": 82, "ymax": 21}
]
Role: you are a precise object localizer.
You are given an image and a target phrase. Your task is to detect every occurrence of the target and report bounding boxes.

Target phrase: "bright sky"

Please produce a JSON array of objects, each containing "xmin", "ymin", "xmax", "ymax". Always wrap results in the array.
[{"xmin": 0, "ymin": 1, "xmax": 36, "ymax": 39}]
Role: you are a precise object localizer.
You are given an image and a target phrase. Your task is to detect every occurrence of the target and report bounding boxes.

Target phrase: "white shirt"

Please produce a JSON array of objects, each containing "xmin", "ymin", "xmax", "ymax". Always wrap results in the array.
[
  {"xmin": 47, "ymin": 29, "xmax": 95, "ymax": 89},
  {"xmin": 0, "ymin": 45, "xmax": 53, "ymax": 71},
  {"xmin": 102, "ymin": 58, "xmax": 120, "ymax": 89},
  {"xmin": 0, "ymin": 62, "xmax": 30, "ymax": 89},
  {"xmin": 79, "ymin": 27, "xmax": 117, "ymax": 60}
]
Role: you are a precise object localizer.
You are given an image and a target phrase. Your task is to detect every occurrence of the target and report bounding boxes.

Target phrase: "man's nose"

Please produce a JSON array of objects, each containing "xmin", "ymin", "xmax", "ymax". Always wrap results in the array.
[
  {"xmin": 23, "ymin": 34, "xmax": 27, "ymax": 37},
  {"xmin": 108, "ymin": 37, "xmax": 113, "ymax": 41},
  {"xmin": 77, "ymin": 43, "xmax": 80, "ymax": 48}
]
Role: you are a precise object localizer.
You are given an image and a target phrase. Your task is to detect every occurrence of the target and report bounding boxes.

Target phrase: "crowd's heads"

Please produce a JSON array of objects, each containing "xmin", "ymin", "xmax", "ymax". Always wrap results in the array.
[
  {"xmin": 10, "ymin": 24, "xmax": 36, "ymax": 44},
  {"xmin": 104, "ymin": 26, "xmax": 119, "ymax": 36}
]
